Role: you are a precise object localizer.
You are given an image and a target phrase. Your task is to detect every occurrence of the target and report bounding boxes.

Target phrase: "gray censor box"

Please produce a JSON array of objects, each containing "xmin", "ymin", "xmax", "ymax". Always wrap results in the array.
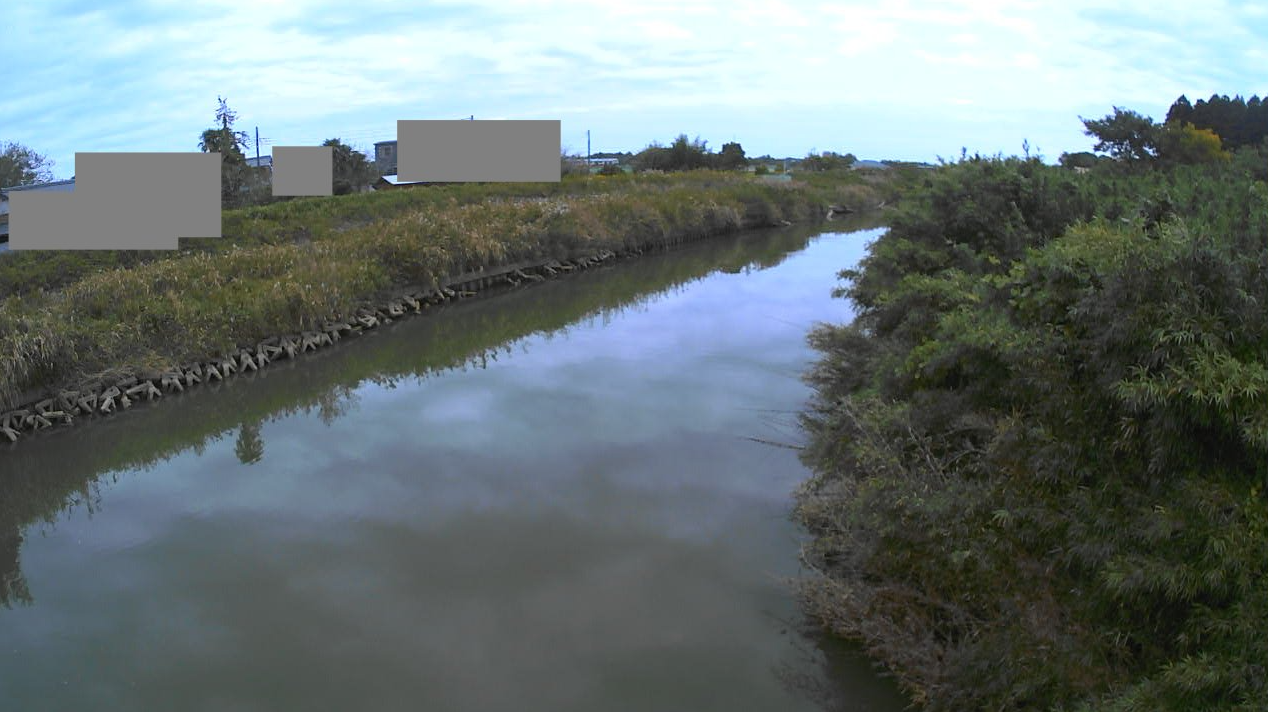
[
  {"xmin": 397, "ymin": 120, "xmax": 560, "ymax": 182},
  {"xmin": 273, "ymin": 145, "xmax": 333, "ymax": 196},
  {"xmin": 7, "ymin": 122, "xmax": 561, "ymax": 250},
  {"xmin": 10, "ymin": 152, "xmax": 220, "ymax": 250}
]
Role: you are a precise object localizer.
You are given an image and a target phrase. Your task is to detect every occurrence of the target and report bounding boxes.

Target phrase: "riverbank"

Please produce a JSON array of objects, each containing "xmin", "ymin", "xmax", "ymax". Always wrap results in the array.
[
  {"xmin": 796, "ymin": 152, "xmax": 1268, "ymax": 710},
  {"xmin": 0, "ymin": 170, "xmax": 901, "ymax": 446}
]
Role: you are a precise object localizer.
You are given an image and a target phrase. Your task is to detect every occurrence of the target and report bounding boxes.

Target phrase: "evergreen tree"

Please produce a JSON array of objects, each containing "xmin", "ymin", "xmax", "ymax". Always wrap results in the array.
[{"xmin": 198, "ymin": 96, "xmax": 251, "ymax": 207}]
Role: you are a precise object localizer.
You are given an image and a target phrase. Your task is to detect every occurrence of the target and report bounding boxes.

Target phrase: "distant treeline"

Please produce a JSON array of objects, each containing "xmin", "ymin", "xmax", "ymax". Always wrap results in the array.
[
  {"xmin": 575, "ymin": 135, "xmax": 859, "ymax": 174},
  {"xmin": 1063, "ymin": 94, "xmax": 1268, "ymax": 169},
  {"xmin": 1166, "ymin": 93, "xmax": 1268, "ymax": 150}
]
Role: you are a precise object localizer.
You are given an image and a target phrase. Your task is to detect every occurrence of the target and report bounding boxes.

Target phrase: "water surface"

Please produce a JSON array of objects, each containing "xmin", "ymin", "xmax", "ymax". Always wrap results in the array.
[{"xmin": 0, "ymin": 221, "xmax": 906, "ymax": 711}]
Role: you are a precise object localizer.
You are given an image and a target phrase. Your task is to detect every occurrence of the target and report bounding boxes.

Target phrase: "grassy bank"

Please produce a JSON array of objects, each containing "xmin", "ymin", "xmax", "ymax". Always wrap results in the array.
[
  {"xmin": 796, "ymin": 151, "xmax": 1268, "ymax": 710},
  {"xmin": 0, "ymin": 170, "xmax": 893, "ymax": 413}
]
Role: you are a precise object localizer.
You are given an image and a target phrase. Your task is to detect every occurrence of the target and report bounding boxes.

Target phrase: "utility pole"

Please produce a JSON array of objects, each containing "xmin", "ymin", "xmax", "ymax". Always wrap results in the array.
[
  {"xmin": 587, "ymin": 129, "xmax": 591, "ymax": 165},
  {"xmin": 255, "ymin": 126, "xmax": 260, "ymax": 163}
]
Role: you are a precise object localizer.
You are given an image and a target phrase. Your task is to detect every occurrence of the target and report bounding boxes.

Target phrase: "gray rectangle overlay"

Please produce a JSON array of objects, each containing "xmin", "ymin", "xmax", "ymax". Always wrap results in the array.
[
  {"xmin": 10, "ymin": 152, "xmax": 220, "ymax": 250},
  {"xmin": 397, "ymin": 120, "xmax": 561, "ymax": 182}
]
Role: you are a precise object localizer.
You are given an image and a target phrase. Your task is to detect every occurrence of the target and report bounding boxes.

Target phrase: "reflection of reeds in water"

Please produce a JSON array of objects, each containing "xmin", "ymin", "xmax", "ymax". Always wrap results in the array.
[{"xmin": 0, "ymin": 527, "xmax": 32, "ymax": 608}]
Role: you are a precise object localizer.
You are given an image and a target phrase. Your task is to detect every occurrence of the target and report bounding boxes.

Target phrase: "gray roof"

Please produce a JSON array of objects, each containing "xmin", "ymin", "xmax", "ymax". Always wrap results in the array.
[{"xmin": 1, "ymin": 177, "xmax": 77, "ymax": 194}]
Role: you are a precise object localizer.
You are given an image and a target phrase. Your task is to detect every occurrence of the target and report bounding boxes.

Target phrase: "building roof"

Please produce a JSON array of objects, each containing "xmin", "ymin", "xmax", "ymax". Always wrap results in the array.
[
  {"xmin": 2, "ymin": 177, "xmax": 77, "ymax": 193},
  {"xmin": 375, "ymin": 174, "xmax": 427, "ymax": 187},
  {"xmin": 245, "ymin": 156, "xmax": 272, "ymax": 168}
]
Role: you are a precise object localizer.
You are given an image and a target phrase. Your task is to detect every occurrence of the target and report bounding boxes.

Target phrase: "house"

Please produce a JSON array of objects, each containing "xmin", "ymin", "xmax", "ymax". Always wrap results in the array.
[
  {"xmin": 374, "ymin": 140, "xmax": 398, "ymax": 175},
  {"xmin": 245, "ymin": 155, "xmax": 273, "ymax": 170},
  {"xmin": 0, "ymin": 177, "xmax": 77, "ymax": 241}
]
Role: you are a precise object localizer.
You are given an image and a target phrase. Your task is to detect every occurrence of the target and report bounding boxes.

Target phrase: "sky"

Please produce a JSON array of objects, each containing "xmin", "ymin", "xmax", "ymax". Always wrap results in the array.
[{"xmin": 4, "ymin": 0, "xmax": 1268, "ymax": 180}]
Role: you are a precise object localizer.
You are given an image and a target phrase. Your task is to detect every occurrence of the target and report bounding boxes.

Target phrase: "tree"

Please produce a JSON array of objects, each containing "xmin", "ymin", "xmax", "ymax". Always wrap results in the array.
[
  {"xmin": 198, "ymin": 96, "xmax": 249, "ymax": 158},
  {"xmin": 1058, "ymin": 151, "xmax": 1098, "ymax": 169},
  {"xmin": 198, "ymin": 96, "xmax": 251, "ymax": 206},
  {"xmin": 1081, "ymin": 107, "xmax": 1160, "ymax": 162},
  {"xmin": 323, "ymin": 138, "xmax": 377, "ymax": 195},
  {"xmin": 716, "ymin": 141, "xmax": 748, "ymax": 170},
  {"xmin": 632, "ymin": 141, "xmax": 672, "ymax": 172},
  {"xmin": 1156, "ymin": 121, "xmax": 1230, "ymax": 165},
  {"xmin": 1165, "ymin": 94, "xmax": 1194, "ymax": 126},
  {"xmin": 0, "ymin": 142, "xmax": 55, "ymax": 188},
  {"xmin": 668, "ymin": 134, "xmax": 709, "ymax": 170},
  {"xmin": 802, "ymin": 150, "xmax": 857, "ymax": 171}
]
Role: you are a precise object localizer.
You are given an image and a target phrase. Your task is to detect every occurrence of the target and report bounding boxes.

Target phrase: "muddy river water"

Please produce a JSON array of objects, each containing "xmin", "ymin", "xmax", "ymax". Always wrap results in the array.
[{"xmin": 0, "ymin": 221, "xmax": 907, "ymax": 711}]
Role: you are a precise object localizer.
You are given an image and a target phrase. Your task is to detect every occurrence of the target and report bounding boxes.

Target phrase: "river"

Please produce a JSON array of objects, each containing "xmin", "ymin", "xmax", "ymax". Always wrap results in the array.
[{"xmin": 0, "ymin": 220, "xmax": 907, "ymax": 711}]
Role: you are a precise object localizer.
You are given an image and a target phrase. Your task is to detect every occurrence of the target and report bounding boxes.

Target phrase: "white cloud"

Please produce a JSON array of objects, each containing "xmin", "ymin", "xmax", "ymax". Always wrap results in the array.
[{"xmin": 2, "ymin": 0, "xmax": 1266, "ymax": 172}]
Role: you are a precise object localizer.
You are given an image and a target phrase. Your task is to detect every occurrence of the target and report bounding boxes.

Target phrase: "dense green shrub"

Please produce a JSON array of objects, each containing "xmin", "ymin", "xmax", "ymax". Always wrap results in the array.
[{"xmin": 798, "ymin": 152, "xmax": 1268, "ymax": 710}]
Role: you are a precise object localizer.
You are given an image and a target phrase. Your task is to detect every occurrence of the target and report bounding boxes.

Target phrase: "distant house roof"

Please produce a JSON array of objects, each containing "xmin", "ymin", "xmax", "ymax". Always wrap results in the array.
[
  {"xmin": 374, "ymin": 174, "xmax": 428, "ymax": 189},
  {"xmin": 245, "ymin": 156, "xmax": 272, "ymax": 168},
  {"xmin": 2, "ymin": 177, "xmax": 77, "ymax": 194}
]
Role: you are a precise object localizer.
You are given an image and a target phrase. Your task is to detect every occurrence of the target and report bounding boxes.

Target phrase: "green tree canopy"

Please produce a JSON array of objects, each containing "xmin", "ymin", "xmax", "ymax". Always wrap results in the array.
[
  {"xmin": 632, "ymin": 134, "xmax": 739, "ymax": 172},
  {"xmin": 0, "ymin": 142, "xmax": 55, "ymax": 188},
  {"xmin": 715, "ymin": 141, "xmax": 748, "ymax": 170},
  {"xmin": 322, "ymin": 138, "xmax": 377, "ymax": 195},
  {"xmin": 1156, "ymin": 121, "xmax": 1230, "ymax": 165},
  {"xmin": 802, "ymin": 150, "xmax": 857, "ymax": 171},
  {"xmin": 668, "ymin": 134, "xmax": 709, "ymax": 170},
  {"xmin": 1081, "ymin": 107, "xmax": 1160, "ymax": 162},
  {"xmin": 1058, "ymin": 151, "xmax": 1099, "ymax": 169}
]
